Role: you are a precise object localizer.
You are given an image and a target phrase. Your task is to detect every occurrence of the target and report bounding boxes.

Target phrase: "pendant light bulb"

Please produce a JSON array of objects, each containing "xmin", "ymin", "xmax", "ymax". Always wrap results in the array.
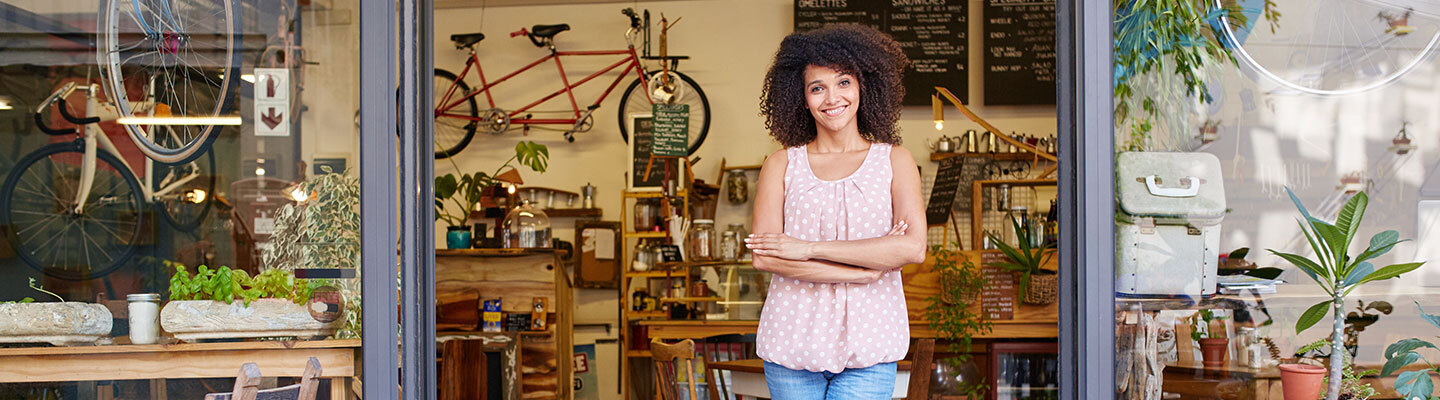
[{"xmin": 931, "ymin": 94, "xmax": 945, "ymax": 131}]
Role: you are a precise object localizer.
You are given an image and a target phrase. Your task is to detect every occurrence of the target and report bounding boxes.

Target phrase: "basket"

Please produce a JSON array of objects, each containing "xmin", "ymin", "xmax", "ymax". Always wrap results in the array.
[{"xmin": 1022, "ymin": 272, "xmax": 1058, "ymax": 305}]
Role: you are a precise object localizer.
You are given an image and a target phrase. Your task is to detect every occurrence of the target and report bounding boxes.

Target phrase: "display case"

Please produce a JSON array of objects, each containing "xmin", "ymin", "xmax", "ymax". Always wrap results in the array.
[{"xmin": 990, "ymin": 342, "xmax": 1058, "ymax": 400}]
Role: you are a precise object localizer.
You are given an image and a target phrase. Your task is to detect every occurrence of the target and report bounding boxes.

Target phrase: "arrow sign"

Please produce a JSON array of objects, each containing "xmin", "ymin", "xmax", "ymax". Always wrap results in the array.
[{"xmin": 261, "ymin": 107, "xmax": 284, "ymax": 130}]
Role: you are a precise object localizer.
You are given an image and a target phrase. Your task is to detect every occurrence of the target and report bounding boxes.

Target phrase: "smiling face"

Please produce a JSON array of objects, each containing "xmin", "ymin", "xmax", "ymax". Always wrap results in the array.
[{"xmin": 803, "ymin": 64, "xmax": 861, "ymax": 136}]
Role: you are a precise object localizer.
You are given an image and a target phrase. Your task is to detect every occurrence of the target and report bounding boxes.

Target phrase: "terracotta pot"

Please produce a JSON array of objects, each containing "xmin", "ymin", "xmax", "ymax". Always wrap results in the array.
[
  {"xmin": 1198, "ymin": 337, "xmax": 1229, "ymax": 368},
  {"xmin": 1278, "ymin": 364, "xmax": 1326, "ymax": 400}
]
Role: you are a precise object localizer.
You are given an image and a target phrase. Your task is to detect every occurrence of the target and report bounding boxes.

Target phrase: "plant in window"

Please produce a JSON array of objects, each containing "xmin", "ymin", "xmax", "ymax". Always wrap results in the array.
[
  {"xmin": 1380, "ymin": 302, "xmax": 1440, "ymax": 400},
  {"xmin": 1190, "ymin": 309, "xmax": 1230, "ymax": 367},
  {"xmin": 986, "ymin": 214, "xmax": 1055, "ymax": 305},
  {"xmin": 263, "ymin": 167, "xmax": 361, "ymax": 338},
  {"xmin": 1268, "ymin": 188, "xmax": 1424, "ymax": 400},
  {"xmin": 922, "ymin": 246, "xmax": 992, "ymax": 399},
  {"xmin": 1112, "ymin": 0, "xmax": 1280, "ymax": 151}
]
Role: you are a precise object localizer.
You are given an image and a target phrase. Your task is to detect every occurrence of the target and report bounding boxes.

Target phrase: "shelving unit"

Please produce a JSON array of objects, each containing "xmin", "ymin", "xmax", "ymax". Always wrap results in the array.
[{"xmin": 617, "ymin": 168, "xmax": 691, "ymax": 400}]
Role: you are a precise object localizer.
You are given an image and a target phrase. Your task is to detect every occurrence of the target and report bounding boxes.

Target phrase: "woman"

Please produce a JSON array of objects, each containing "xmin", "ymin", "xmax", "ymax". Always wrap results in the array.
[{"xmin": 744, "ymin": 24, "xmax": 926, "ymax": 399}]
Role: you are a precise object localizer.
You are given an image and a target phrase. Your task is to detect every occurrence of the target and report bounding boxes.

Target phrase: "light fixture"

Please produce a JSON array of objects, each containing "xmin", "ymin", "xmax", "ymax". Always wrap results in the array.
[
  {"xmin": 507, "ymin": 184, "xmax": 517, "ymax": 195},
  {"xmin": 183, "ymin": 189, "xmax": 208, "ymax": 204},
  {"xmin": 241, "ymin": 74, "xmax": 256, "ymax": 83},
  {"xmin": 0, "ymin": 96, "xmax": 14, "ymax": 111},
  {"xmin": 285, "ymin": 185, "xmax": 310, "ymax": 202},
  {"xmin": 255, "ymin": 166, "xmax": 267, "ymax": 176},
  {"xmin": 931, "ymin": 94, "xmax": 944, "ymax": 131},
  {"xmin": 117, "ymin": 116, "xmax": 242, "ymax": 126}
]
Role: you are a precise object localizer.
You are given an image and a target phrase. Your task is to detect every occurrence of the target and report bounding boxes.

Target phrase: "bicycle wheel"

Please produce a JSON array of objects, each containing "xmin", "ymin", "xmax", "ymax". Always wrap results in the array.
[
  {"xmin": 0, "ymin": 142, "xmax": 146, "ymax": 280},
  {"xmin": 99, "ymin": 0, "xmax": 241, "ymax": 164},
  {"xmin": 1215, "ymin": 0, "xmax": 1440, "ymax": 96},
  {"xmin": 618, "ymin": 70, "xmax": 710, "ymax": 156},
  {"xmin": 434, "ymin": 69, "xmax": 478, "ymax": 159},
  {"xmin": 154, "ymin": 128, "xmax": 215, "ymax": 232}
]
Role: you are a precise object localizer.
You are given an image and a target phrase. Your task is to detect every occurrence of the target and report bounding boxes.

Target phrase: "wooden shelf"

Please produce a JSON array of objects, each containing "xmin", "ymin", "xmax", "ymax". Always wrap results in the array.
[
  {"xmin": 435, "ymin": 248, "xmax": 566, "ymax": 257},
  {"xmin": 624, "ymin": 271, "xmax": 682, "ymax": 278},
  {"xmin": 626, "ymin": 311, "xmax": 668, "ymax": 320},
  {"xmin": 468, "ymin": 208, "xmax": 601, "ymax": 219},
  {"xmin": 622, "ymin": 190, "xmax": 688, "ymax": 199},
  {"xmin": 658, "ymin": 297, "xmax": 724, "ymax": 303},
  {"xmin": 931, "ymin": 152, "xmax": 1057, "ymax": 162},
  {"xmin": 652, "ymin": 260, "xmax": 751, "ymax": 269},
  {"xmin": 624, "ymin": 231, "xmax": 670, "ymax": 238}
]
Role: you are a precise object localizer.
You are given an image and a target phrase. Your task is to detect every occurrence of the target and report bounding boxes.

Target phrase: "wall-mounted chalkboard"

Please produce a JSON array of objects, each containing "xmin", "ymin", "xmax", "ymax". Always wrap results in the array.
[
  {"xmin": 794, "ymin": 0, "xmax": 969, "ymax": 105},
  {"xmin": 983, "ymin": 0, "xmax": 1056, "ymax": 105},
  {"xmin": 925, "ymin": 155, "xmax": 965, "ymax": 225},
  {"xmin": 651, "ymin": 104, "xmax": 689, "ymax": 157}
]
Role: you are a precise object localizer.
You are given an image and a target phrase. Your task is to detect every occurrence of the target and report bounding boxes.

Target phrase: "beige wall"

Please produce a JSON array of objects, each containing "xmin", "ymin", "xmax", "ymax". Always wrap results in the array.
[{"xmin": 431, "ymin": 1, "xmax": 1055, "ymax": 398}]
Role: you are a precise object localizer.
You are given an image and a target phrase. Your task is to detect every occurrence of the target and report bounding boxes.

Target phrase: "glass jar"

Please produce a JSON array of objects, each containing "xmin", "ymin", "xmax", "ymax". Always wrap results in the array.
[
  {"xmin": 686, "ymin": 219, "xmax": 717, "ymax": 261},
  {"xmin": 633, "ymin": 242, "xmax": 654, "ymax": 271},
  {"xmin": 1003, "ymin": 206, "xmax": 1029, "ymax": 248},
  {"xmin": 726, "ymin": 170, "xmax": 749, "ymax": 204},
  {"xmin": 127, "ymin": 293, "xmax": 161, "ymax": 345},
  {"xmin": 727, "ymin": 223, "xmax": 749, "ymax": 259},
  {"xmin": 720, "ymin": 230, "xmax": 740, "ymax": 261},
  {"xmin": 634, "ymin": 198, "xmax": 661, "ymax": 232},
  {"xmin": 504, "ymin": 200, "xmax": 551, "ymax": 248}
]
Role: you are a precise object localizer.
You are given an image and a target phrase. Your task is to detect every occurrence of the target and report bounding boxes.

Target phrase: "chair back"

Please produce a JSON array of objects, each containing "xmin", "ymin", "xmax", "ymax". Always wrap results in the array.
[
  {"xmin": 441, "ymin": 339, "xmax": 490, "ymax": 400},
  {"xmin": 697, "ymin": 334, "xmax": 757, "ymax": 400},
  {"xmin": 906, "ymin": 339, "xmax": 936, "ymax": 400},
  {"xmin": 650, "ymin": 339, "xmax": 699, "ymax": 400},
  {"xmin": 204, "ymin": 357, "xmax": 322, "ymax": 400}
]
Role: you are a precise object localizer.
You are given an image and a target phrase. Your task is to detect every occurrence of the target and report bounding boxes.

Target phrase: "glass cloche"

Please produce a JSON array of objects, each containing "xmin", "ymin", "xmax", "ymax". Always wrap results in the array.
[{"xmin": 504, "ymin": 200, "xmax": 551, "ymax": 248}]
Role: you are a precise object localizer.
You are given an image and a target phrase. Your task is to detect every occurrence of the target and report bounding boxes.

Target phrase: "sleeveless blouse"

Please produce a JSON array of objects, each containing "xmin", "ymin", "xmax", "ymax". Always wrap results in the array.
[{"xmin": 755, "ymin": 142, "xmax": 911, "ymax": 373}]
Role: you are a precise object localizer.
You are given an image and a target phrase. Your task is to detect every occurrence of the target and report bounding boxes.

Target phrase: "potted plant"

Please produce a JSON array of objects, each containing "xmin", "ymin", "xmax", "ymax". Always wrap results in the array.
[
  {"xmin": 0, "ymin": 278, "xmax": 112, "ymax": 346},
  {"xmin": 987, "ymin": 215, "xmax": 1056, "ymax": 305},
  {"xmin": 1191, "ymin": 309, "xmax": 1229, "ymax": 367},
  {"xmin": 160, "ymin": 263, "xmax": 344, "ymax": 342},
  {"xmin": 435, "ymin": 141, "xmax": 548, "ymax": 249},
  {"xmin": 1267, "ymin": 188, "xmax": 1425, "ymax": 400},
  {"xmin": 263, "ymin": 167, "xmax": 362, "ymax": 338},
  {"xmin": 922, "ymin": 246, "xmax": 993, "ymax": 399},
  {"xmin": 1380, "ymin": 302, "xmax": 1440, "ymax": 399}
]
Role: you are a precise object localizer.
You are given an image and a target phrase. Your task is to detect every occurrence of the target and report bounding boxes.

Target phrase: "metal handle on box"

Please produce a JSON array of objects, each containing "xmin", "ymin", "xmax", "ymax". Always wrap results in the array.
[{"xmin": 1144, "ymin": 176, "xmax": 1200, "ymax": 198}]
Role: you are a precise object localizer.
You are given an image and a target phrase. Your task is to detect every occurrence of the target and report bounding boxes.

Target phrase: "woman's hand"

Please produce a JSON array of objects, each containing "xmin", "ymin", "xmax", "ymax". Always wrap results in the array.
[
  {"xmin": 745, "ymin": 233, "xmax": 815, "ymax": 261},
  {"xmin": 746, "ymin": 222, "xmax": 908, "ymax": 261}
]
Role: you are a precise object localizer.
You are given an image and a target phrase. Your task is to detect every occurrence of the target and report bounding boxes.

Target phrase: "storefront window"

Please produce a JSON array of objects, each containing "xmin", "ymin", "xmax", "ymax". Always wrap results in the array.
[
  {"xmin": 0, "ymin": 0, "xmax": 372, "ymax": 397},
  {"xmin": 1113, "ymin": 1, "xmax": 1440, "ymax": 398}
]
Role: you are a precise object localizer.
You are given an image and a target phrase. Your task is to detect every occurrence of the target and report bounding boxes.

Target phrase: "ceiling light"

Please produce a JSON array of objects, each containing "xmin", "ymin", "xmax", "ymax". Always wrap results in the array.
[{"xmin": 932, "ymin": 94, "xmax": 944, "ymax": 131}]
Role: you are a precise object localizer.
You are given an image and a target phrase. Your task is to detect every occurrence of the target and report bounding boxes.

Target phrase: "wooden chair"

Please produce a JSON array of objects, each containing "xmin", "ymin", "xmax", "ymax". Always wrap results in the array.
[
  {"xmin": 650, "ymin": 339, "xmax": 700, "ymax": 400},
  {"xmin": 441, "ymin": 339, "xmax": 489, "ymax": 400},
  {"xmin": 907, "ymin": 338, "xmax": 936, "ymax": 400},
  {"xmin": 697, "ymin": 334, "xmax": 757, "ymax": 400},
  {"xmin": 204, "ymin": 357, "xmax": 322, "ymax": 400}
]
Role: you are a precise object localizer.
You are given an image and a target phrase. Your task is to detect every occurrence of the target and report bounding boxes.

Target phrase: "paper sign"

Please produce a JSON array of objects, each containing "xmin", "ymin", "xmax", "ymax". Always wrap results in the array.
[{"xmin": 254, "ymin": 68, "xmax": 290, "ymax": 137}]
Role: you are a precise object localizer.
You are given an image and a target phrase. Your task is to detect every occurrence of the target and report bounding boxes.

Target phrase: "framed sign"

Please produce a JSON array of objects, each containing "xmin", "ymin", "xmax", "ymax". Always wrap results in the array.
[{"xmin": 628, "ymin": 113, "xmax": 684, "ymax": 190}]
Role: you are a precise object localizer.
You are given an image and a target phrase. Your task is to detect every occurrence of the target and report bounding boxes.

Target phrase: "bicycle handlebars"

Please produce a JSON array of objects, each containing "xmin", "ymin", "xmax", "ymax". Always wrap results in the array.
[
  {"xmin": 622, "ymin": 8, "xmax": 640, "ymax": 29},
  {"xmin": 36, "ymin": 82, "xmax": 77, "ymax": 114},
  {"xmin": 34, "ymin": 113, "xmax": 76, "ymax": 136},
  {"xmin": 55, "ymin": 99, "xmax": 101, "ymax": 125},
  {"xmin": 33, "ymin": 82, "xmax": 92, "ymax": 136}
]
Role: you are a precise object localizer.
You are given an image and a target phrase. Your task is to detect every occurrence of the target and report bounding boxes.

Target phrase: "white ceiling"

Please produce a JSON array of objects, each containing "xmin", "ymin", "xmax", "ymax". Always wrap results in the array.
[{"xmin": 435, "ymin": 0, "xmax": 691, "ymax": 10}]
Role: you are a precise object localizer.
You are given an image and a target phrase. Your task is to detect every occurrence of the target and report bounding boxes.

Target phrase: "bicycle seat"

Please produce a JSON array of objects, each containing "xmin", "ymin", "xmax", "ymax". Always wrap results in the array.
[
  {"xmin": 450, "ymin": 32, "xmax": 485, "ymax": 48},
  {"xmin": 529, "ymin": 24, "xmax": 570, "ymax": 39}
]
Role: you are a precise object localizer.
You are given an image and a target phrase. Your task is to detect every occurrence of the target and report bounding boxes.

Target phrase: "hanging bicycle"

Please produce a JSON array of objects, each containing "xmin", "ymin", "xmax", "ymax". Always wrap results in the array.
[
  {"xmin": 1, "ymin": 82, "xmax": 216, "ymax": 280},
  {"xmin": 433, "ymin": 8, "xmax": 710, "ymax": 158}
]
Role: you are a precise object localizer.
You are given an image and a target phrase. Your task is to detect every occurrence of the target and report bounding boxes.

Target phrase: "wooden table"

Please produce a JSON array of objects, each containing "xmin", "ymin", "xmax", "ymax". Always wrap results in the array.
[
  {"xmin": 706, "ymin": 359, "xmax": 912, "ymax": 399},
  {"xmin": 0, "ymin": 339, "xmax": 360, "ymax": 399},
  {"xmin": 1161, "ymin": 361, "xmax": 1420, "ymax": 400}
]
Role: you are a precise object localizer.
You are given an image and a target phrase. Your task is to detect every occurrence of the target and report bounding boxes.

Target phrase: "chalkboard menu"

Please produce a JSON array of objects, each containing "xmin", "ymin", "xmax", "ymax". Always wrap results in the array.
[
  {"xmin": 630, "ymin": 115, "xmax": 664, "ymax": 188},
  {"xmin": 981, "ymin": 251, "xmax": 1017, "ymax": 320},
  {"xmin": 651, "ymin": 104, "xmax": 689, "ymax": 157},
  {"xmin": 794, "ymin": 0, "xmax": 969, "ymax": 105},
  {"xmin": 925, "ymin": 155, "xmax": 965, "ymax": 225},
  {"xmin": 983, "ymin": 0, "xmax": 1056, "ymax": 105}
]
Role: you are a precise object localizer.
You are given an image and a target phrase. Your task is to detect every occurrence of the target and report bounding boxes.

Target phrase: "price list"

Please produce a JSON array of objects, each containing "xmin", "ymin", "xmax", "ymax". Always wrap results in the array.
[
  {"xmin": 795, "ymin": 0, "xmax": 969, "ymax": 105},
  {"xmin": 980, "ymin": 251, "xmax": 1017, "ymax": 320},
  {"xmin": 982, "ymin": 0, "xmax": 1056, "ymax": 105}
]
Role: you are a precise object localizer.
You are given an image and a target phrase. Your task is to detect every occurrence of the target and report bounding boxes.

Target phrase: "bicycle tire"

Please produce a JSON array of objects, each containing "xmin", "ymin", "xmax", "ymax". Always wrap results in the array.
[
  {"xmin": 618, "ymin": 70, "xmax": 710, "ymax": 156},
  {"xmin": 98, "ymin": 0, "xmax": 240, "ymax": 164},
  {"xmin": 0, "ymin": 142, "xmax": 146, "ymax": 280},
  {"xmin": 154, "ymin": 129, "xmax": 215, "ymax": 232},
  {"xmin": 434, "ymin": 68, "xmax": 478, "ymax": 159}
]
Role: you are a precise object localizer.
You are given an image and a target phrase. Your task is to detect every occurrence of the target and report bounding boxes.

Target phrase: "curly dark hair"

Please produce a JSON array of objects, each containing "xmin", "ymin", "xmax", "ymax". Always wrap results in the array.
[{"xmin": 759, "ymin": 24, "xmax": 909, "ymax": 148}]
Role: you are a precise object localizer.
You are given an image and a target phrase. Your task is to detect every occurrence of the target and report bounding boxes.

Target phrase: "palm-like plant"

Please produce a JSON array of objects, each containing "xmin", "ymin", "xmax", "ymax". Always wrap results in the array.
[
  {"xmin": 986, "ymin": 215, "xmax": 1054, "ymax": 299},
  {"xmin": 1269, "ymin": 188, "xmax": 1424, "ymax": 400}
]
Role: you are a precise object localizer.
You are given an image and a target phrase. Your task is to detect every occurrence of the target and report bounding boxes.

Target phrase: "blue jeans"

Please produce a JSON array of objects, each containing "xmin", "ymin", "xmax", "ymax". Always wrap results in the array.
[{"xmin": 763, "ymin": 361, "xmax": 896, "ymax": 400}]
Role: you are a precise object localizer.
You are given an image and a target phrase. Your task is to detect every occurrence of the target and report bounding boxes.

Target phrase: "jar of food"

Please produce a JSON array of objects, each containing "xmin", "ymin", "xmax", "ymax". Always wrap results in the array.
[
  {"xmin": 633, "ymin": 242, "xmax": 655, "ymax": 271},
  {"xmin": 691, "ymin": 279, "xmax": 709, "ymax": 297},
  {"xmin": 127, "ymin": 293, "xmax": 161, "ymax": 345},
  {"xmin": 634, "ymin": 198, "xmax": 661, "ymax": 232},
  {"xmin": 720, "ymin": 230, "xmax": 740, "ymax": 261},
  {"xmin": 686, "ymin": 219, "xmax": 717, "ymax": 261},
  {"xmin": 670, "ymin": 280, "xmax": 687, "ymax": 298},
  {"xmin": 726, "ymin": 170, "xmax": 749, "ymax": 204}
]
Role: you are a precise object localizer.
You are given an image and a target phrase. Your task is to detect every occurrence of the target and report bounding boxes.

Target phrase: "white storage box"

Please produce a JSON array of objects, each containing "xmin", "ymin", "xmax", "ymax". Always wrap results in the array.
[{"xmin": 1116, "ymin": 152, "xmax": 1226, "ymax": 296}]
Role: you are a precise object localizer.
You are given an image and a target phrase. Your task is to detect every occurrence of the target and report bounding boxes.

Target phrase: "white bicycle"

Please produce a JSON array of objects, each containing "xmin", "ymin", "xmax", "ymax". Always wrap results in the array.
[
  {"xmin": 0, "ymin": 82, "xmax": 215, "ymax": 280},
  {"xmin": 1215, "ymin": 0, "xmax": 1440, "ymax": 96}
]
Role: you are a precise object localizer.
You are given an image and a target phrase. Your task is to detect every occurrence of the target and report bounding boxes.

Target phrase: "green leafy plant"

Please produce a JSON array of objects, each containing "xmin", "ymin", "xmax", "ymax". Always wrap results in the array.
[
  {"xmin": 1269, "ymin": 188, "xmax": 1425, "ymax": 400},
  {"xmin": 922, "ymin": 246, "xmax": 992, "ymax": 399},
  {"xmin": 264, "ymin": 167, "xmax": 360, "ymax": 273},
  {"xmin": 986, "ymin": 215, "xmax": 1054, "ymax": 297},
  {"xmin": 435, "ymin": 141, "xmax": 549, "ymax": 228},
  {"xmin": 167, "ymin": 262, "xmax": 315, "ymax": 307},
  {"xmin": 1113, "ymin": 0, "xmax": 1280, "ymax": 151},
  {"xmin": 1381, "ymin": 302, "xmax": 1440, "ymax": 400},
  {"xmin": 1189, "ymin": 309, "xmax": 1227, "ymax": 341},
  {"xmin": 27, "ymin": 278, "xmax": 63, "ymax": 303},
  {"xmin": 1327, "ymin": 364, "xmax": 1379, "ymax": 400}
]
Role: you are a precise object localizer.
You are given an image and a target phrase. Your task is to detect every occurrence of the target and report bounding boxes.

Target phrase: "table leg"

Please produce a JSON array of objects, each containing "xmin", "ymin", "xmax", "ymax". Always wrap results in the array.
[
  {"xmin": 149, "ymin": 379, "xmax": 167, "ymax": 400},
  {"xmin": 97, "ymin": 382, "xmax": 114, "ymax": 400},
  {"xmin": 331, "ymin": 377, "xmax": 351, "ymax": 400}
]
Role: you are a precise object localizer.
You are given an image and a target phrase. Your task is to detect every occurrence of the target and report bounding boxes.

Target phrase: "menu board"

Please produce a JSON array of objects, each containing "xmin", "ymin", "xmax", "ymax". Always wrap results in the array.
[
  {"xmin": 980, "ymin": 251, "xmax": 1017, "ymax": 320},
  {"xmin": 983, "ymin": 0, "xmax": 1056, "ymax": 105},
  {"xmin": 629, "ymin": 115, "xmax": 664, "ymax": 188},
  {"xmin": 925, "ymin": 155, "xmax": 965, "ymax": 225},
  {"xmin": 794, "ymin": 0, "xmax": 969, "ymax": 105},
  {"xmin": 651, "ymin": 104, "xmax": 689, "ymax": 157}
]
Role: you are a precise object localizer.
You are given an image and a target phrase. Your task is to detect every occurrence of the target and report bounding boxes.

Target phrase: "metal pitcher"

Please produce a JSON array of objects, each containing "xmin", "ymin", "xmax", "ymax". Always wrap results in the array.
[
  {"xmin": 962, "ymin": 130, "xmax": 978, "ymax": 153},
  {"xmin": 930, "ymin": 135, "xmax": 956, "ymax": 153}
]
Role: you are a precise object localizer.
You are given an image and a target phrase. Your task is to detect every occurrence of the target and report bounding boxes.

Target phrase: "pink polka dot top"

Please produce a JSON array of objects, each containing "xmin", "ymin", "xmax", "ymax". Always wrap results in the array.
[{"xmin": 756, "ymin": 142, "xmax": 911, "ymax": 373}]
